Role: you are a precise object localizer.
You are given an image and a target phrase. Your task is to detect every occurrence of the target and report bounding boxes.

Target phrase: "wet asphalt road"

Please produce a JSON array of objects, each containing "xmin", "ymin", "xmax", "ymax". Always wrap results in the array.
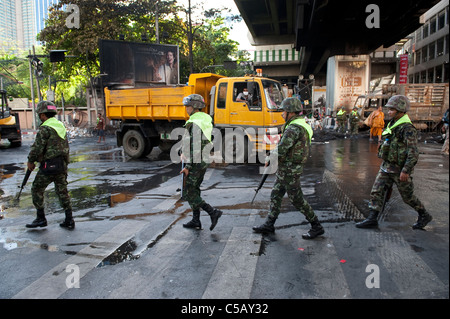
[{"xmin": 0, "ymin": 132, "xmax": 448, "ymax": 305}]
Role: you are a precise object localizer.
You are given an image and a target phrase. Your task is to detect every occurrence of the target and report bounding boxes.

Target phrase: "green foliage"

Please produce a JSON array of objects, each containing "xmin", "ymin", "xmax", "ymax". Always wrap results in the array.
[{"xmin": 2, "ymin": 0, "xmax": 253, "ymax": 104}]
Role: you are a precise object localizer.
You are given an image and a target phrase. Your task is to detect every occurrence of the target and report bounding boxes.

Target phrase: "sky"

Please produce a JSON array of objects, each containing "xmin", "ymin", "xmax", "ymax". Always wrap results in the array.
[{"xmin": 176, "ymin": 0, "xmax": 254, "ymax": 52}]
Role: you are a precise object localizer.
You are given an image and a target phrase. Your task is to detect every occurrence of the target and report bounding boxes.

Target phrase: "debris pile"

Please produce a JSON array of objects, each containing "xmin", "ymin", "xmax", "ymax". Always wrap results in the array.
[{"xmin": 65, "ymin": 123, "xmax": 94, "ymax": 139}]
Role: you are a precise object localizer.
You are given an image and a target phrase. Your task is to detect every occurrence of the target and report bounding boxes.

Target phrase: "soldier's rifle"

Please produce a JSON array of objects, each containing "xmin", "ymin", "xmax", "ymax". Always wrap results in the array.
[
  {"xmin": 251, "ymin": 162, "xmax": 271, "ymax": 205},
  {"xmin": 16, "ymin": 168, "xmax": 32, "ymax": 200},
  {"xmin": 380, "ymin": 184, "xmax": 393, "ymax": 213},
  {"xmin": 180, "ymin": 159, "xmax": 186, "ymax": 198}
]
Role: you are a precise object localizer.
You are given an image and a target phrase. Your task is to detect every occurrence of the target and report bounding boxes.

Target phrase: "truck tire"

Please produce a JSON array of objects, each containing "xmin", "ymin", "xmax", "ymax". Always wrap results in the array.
[
  {"xmin": 123, "ymin": 130, "xmax": 146, "ymax": 158},
  {"xmin": 10, "ymin": 140, "xmax": 22, "ymax": 147},
  {"xmin": 142, "ymin": 139, "xmax": 153, "ymax": 157}
]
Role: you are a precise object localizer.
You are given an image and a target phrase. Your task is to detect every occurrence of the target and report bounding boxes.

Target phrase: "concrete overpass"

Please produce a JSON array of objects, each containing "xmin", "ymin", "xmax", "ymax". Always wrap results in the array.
[{"xmin": 234, "ymin": 0, "xmax": 441, "ymax": 81}]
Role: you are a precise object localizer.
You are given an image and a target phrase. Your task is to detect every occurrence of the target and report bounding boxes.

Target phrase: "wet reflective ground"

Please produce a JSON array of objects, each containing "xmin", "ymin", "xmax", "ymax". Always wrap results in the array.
[
  {"xmin": 1, "ymin": 136, "xmax": 178, "ymax": 219},
  {"xmin": 1, "ymin": 134, "xmax": 447, "ymax": 224},
  {"xmin": 0, "ymin": 132, "xmax": 448, "ymax": 299}
]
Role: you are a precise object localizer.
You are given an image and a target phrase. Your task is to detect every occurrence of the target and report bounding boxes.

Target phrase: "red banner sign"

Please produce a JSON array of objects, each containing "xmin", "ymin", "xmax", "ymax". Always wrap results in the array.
[{"xmin": 399, "ymin": 54, "xmax": 408, "ymax": 84}]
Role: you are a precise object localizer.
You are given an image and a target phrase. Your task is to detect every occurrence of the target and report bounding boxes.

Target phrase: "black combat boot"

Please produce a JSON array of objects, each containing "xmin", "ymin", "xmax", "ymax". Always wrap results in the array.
[
  {"xmin": 355, "ymin": 210, "xmax": 379, "ymax": 228},
  {"xmin": 26, "ymin": 209, "xmax": 47, "ymax": 228},
  {"xmin": 412, "ymin": 209, "xmax": 432, "ymax": 230},
  {"xmin": 183, "ymin": 210, "xmax": 202, "ymax": 229},
  {"xmin": 60, "ymin": 210, "xmax": 75, "ymax": 230},
  {"xmin": 302, "ymin": 217, "xmax": 325, "ymax": 239},
  {"xmin": 253, "ymin": 216, "xmax": 277, "ymax": 233},
  {"xmin": 200, "ymin": 203, "xmax": 223, "ymax": 231}
]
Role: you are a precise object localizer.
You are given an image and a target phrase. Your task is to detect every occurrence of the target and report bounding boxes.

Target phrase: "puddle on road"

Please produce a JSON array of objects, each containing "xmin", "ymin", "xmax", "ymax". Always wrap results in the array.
[
  {"xmin": 68, "ymin": 163, "xmax": 179, "ymax": 213},
  {"xmin": 0, "ymin": 159, "xmax": 180, "ymax": 220},
  {"xmin": 98, "ymin": 239, "xmax": 138, "ymax": 266},
  {"xmin": 97, "ymin": 202, "xmax": 189, "ymax": 267}
]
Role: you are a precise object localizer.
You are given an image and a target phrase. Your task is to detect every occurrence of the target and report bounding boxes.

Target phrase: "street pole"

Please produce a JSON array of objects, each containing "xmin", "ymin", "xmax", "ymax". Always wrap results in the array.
[
  {"xmin": 28, "ymin": 50, "xmax": 36, "ymax": 130},
  {"xmin": 61, "ymin": 92, "xmax": 65, "ymax": 123},
  {"xmin": 32, "ymin": 46, "xmax": 43, "ymax": 102},
  {"xmin": 155, "ymin": 1, "xmax": 159, "ymax": 44}
]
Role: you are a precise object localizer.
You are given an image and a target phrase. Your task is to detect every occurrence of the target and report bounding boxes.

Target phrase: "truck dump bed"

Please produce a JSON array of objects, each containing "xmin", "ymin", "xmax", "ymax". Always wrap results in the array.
[
  {"xmin": 105, "ymin": 85, "xmax": 194, "ymax": 121},
  {"xmin": 105, "ymin": 73, "xmax": 225, "ymax": 121},
  {"xmin": 358, "ymin": 83, "xmax": 449, "ymax": 131},
  {"xmin": 400, "ymin": 83, "xmax": 448, "ymax": 124}
]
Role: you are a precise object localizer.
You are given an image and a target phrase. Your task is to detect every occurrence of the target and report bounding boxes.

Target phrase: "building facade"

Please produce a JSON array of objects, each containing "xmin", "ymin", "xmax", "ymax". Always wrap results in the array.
[
  {"xmin": 34, "ymin": 0, "xmax": 59, "ymax": 38},
  {"xmin": 406, "ymin": 0, "xmax": 449, "ymax": 83},
  {"xmin": 253, "ymin": 44, "xmax": 302, "ymax": 86},
  {"xmin": 0, "ymin": 0, "xmax": 58, "ymax": 53}
]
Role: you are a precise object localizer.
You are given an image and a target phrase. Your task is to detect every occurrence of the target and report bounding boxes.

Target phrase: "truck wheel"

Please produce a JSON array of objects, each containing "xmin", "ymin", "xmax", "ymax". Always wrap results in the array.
[
  {"xmin": 123, "ymin": 130, "xmax": 146, "ymax": 158},
  {"xmin": 10, "ymin": 140, "xmax": 22, "ymax": 147},
  {"xmin": 142, "ymin": 139, "xmax": 153, "ymax": 157}
]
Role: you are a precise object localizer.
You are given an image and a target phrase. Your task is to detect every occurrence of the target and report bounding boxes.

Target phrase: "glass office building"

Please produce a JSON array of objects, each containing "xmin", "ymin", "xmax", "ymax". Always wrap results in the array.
[
  {"xmin": 34, "ymin": 0, "xmax": 59, "ymax": 36},
  {"xmin": 0, "ymin": 0, "xmax": 59, "ymax": 53}
]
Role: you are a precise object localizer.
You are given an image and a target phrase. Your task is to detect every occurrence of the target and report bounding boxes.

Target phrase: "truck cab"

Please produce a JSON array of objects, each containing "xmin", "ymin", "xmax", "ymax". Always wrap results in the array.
[{"xmin": 212, "ymin": 76, "xmax": 284, "ymax": 162}]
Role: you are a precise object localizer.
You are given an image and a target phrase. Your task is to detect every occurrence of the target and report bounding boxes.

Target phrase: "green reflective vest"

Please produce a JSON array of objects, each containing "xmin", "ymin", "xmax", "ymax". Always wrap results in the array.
[
  {"xmin": 382, "ymin": 114, "xmax": 413, "ymax": 136},
  {"xmin": 41, "ymin": 117, "xmax": 67, "ymax": 140},
  {"xmin": 185, "ymin": 111, "xmax": 213, "ymax": 142},
  {"xmin": 285, "ymin": 117, "xmax": 313, "ymax": 143}
]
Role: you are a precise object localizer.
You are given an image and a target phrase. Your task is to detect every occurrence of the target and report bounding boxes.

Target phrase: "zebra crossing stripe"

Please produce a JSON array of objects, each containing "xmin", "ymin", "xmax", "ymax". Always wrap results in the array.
[
  {"xmin": 297, "ymin": 229, "xmax": 352, "ymax": 298},
  {"xmin": 202, "ymin": 227, "xmax": 261, "ymax": 299},
  {"xmin": 368, "ymin": 231, "xmax": 448, "ymax": 298},
  {"xmin": 12, "ymin": 220, "xmax": 146, "ymax": 299}
]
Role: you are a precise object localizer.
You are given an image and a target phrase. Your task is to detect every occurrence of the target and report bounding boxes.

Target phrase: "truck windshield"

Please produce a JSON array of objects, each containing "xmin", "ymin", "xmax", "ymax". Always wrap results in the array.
[{"xmin": 262, "ymin": 80, "xmax": 284, "ymax": 110}]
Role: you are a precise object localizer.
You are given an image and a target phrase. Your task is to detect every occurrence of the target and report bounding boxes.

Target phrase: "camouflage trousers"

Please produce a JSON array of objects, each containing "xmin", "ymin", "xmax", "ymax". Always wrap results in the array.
[
  {"xmin": 31, "ymin": 170, "xmax": 72, "ymax": 212},
  {"xmin": 337, "ymin": 120, "xmax": 346, "ymax": 133},
  {"xmin": 269, "ymin": 164, "xmax": 316, "ymax": 222},
  {"xmin": 350, "ymin": 123, "xmax": 359, "ymax": 135},
  {"xmin": 369, "ymin": 170, "xmax": 425, "ymax": 213},
  {"xmin": 182, "ymin": 162, "xmax": 208, "ymax": 211}
]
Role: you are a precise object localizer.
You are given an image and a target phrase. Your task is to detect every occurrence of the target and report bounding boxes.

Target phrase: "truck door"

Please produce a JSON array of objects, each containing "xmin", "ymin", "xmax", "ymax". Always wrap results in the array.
[
  {"xmin": 213, "ymin": 82, "xmax": 229, "ymax": 125},
  {"xmin": 229, "ymin": 80, "xmax": 263, "ymax": 126}
]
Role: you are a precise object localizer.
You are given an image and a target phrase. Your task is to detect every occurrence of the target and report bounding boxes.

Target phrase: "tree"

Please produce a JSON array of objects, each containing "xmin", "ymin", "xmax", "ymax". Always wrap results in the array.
[
  {"xmin": 176, "ymin": 0, "xmax": 241, "ymax": 74},
  {"xmin": 39, "ymin": 0, "xmax": 177, "ymax": 95},
  {"xmin": 0, "ymin": 57, "xmax": 28, "ymax": 99},
  {"xmin": 34, "ymin": 0, "xmax": 247, "ymax": 102}
]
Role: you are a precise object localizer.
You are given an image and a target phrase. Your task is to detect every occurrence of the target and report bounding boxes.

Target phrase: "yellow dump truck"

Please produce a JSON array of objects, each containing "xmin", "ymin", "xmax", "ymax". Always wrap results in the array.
[
  {"xmin": 105, "ymin": 73, "xmax": 285, "ymax": 160},
  {"xmin": 0, "ymin": 89, "xmax": 22, "ymax": 147}
]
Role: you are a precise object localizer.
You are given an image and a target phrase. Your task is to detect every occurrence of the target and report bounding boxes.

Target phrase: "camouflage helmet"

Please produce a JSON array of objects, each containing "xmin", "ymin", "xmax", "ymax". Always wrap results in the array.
[
  {"xmin": 36, "ymin": 101, "xmax": 57, "ymax": 114},
  {"xmin": 183, "ymin": 94, "xmax": 205, "ymax": 109},
  {"xmin": 385, "ymin": 95, "xmax": 410, "ymax": 113},
  {"xmin": 281, "ymin": 97, "xmax": 302, "ymax": 113}
]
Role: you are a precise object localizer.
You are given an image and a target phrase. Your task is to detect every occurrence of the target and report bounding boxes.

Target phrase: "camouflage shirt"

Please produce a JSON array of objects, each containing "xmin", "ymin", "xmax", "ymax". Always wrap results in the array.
[
  {"xmin": 349, "ymin": 110, "xmax": 360, "ymax": 123},
  {"xmin": 380, "ymin": 121, "xmax": 419, "ymax": 175},
  {"xmin": 269, "ymin": 116, "xmax": 311, "ymax": 170},
  {"xmin": 28, "ymin": 120, "xmax": 70, "ymax": 170},
  {"xmin": 182, "ymin": 121, "xmax": 212, "ymax": 170}
]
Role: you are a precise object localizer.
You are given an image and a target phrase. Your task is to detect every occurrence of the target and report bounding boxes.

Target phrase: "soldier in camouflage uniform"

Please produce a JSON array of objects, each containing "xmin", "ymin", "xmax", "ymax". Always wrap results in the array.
[
  {"xmin": 349, "ymin": 107, "xmax": 360, "ymax": 136},
  {"xmin": 253, "ymin": 97, "xmax": 325, "ymax": 239},
  {"xmin": 356, "ymin": 95, "xmax": 432, "ymax": 229},
  {"xmin": 180, "ymin": 94, "xmax": 222, "ymax": 231},
  {"xmin": 25, "ymin": 101, "xmax": 74, "ymax": 229},
  {"xmin": 336, "ymin": 106, "xmax": 348, "ymax": 133}
]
